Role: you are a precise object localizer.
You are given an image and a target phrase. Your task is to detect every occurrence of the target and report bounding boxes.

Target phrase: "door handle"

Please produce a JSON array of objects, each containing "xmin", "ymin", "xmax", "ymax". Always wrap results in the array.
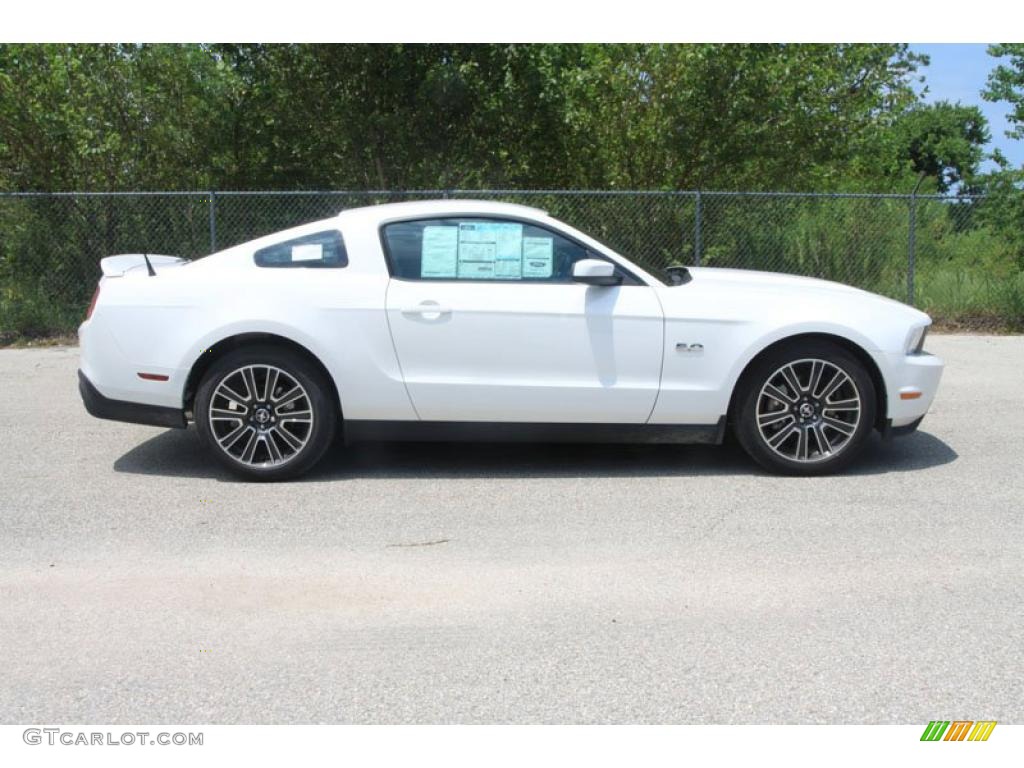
[{"xmin": 402, "ymin": 301, "xmax": 451, "ymax": 319}]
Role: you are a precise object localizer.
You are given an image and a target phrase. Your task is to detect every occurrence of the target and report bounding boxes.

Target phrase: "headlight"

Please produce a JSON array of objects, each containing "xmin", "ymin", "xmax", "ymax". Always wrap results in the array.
[{"xmin": 905, "ymin": 325, "xmax": 928, "ymax": 355}]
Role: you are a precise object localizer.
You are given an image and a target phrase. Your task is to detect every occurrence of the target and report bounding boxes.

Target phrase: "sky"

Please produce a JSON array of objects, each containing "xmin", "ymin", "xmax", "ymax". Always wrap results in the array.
[{"xmin": 910, "ymin": 43, "xmax": 1022, "ymax": 173}]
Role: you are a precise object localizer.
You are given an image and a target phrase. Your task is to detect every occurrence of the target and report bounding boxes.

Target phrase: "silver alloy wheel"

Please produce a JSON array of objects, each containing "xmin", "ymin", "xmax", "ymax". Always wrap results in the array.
[
  {"xmin": 755, "ymin": 358, "xmax": 862, "ymax": 463},
  {"xmin": 208, "ymin": 364, "xmax": 314, "ymax": 468}
]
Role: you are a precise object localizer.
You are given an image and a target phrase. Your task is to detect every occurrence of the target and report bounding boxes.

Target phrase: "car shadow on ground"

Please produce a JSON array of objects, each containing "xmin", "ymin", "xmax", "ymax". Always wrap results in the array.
[{"xmin": 112, "ymin": 427, "xmax": 958, "ymax": 482}]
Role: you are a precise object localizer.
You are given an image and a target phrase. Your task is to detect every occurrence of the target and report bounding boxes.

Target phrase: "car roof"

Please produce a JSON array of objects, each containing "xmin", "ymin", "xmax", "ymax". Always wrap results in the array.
[
  {"xmin": 198, "ymin": 196, "xmax": 660, "ymax": 286},
  {"xmin": 337, "ymin": 198, "xmax": 548, "ymax": 224}
]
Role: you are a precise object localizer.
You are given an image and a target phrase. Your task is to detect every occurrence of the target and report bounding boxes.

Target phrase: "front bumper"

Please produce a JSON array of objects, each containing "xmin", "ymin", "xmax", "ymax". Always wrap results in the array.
[
  {"xmin": 881, "ymin": 415, "xmax": 925, "ymax": 440},
  {"xmin": 884, "ymin": 350, "xmax": 944, "ymax": 428},
  {"xmin": 78, "ymin": 370, "xmax": 187, "ymax": 429}
]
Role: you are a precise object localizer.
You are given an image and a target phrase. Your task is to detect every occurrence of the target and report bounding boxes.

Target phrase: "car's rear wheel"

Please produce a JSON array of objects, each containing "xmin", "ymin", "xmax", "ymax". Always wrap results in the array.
[
  {"xmin": 195, "ymin": 345, "xmax": 336, "ymax": 481},
  {"xmin": 733, "ymin": 341, "xmax": 876, "ymax": 475}
]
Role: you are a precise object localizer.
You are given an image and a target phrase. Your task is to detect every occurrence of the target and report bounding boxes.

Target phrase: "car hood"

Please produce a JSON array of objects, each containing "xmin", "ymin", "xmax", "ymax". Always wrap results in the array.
[
  {"xmin": 690, "ymin": 266, "xmax": 921, "ymax": 308},
  {"xmin": 657, "ymin": 266, "xmax": 931, "ymax": 336},
  {"xmin": 682, "ymin": 266, "xmax": 878, "ymax": 297}
]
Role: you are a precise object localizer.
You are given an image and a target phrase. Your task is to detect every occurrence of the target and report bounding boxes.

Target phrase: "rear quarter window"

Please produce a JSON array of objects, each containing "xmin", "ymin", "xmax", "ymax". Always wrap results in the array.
[{"xmin": 254, "ymin": 230, "xmax": 348, "ymax": 268}]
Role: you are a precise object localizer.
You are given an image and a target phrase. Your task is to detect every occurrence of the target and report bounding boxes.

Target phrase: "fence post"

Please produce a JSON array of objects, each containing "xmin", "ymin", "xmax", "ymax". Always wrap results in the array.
[
  {"xmin": 208, "ymin": 191, "xmax": 218, "ymax": 253},
  {"xmin": 693, "ymin": 191, "xmax": 703, "ymax": 267},
  {"xmin": 907, "ymin": 174, "xmax": 926, "ymax": 306},
  {"xmin": 907, "ymin": 195, "xmax": 917, "ymax": 305}
]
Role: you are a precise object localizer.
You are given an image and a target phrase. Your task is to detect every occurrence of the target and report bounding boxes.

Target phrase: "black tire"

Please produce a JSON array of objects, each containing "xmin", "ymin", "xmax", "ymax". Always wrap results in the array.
[
  {"xmin": 194, "ymin": 344, "xmax": 337, "ymax": 481},
  {"xmin": 732, "ymin": 340, "xmax": 876, "ymax": 476}
]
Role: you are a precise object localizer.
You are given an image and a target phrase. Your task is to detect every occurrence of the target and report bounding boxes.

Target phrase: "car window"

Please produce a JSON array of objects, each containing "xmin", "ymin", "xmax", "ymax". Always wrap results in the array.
[
  {"xmin": 381, "ymin": 217, "xmax": 637, "ymax": 284},
  {"xmin": 254, "ymin": 230, "xmax": 348, "ymax": 268}
]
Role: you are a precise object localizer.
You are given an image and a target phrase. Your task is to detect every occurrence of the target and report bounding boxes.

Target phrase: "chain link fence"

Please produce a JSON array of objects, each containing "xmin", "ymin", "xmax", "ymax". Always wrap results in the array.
[{"xmin": 0, "ymin": 189, "xmax": 1002, "ymax": 339}]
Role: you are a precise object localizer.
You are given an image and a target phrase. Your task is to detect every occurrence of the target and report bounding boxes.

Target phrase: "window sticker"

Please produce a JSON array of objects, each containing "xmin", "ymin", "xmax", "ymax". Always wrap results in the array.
[
  {"xmin": 457, "ymin": 240, "xmax": 496, "ymax": 278},
  {"xmin": 458, "ymin": 222, "xmax": 523, "ymax": 279},
  {"xmin": 522, "ymin": 236, "xmax": 554, "ymax": 278},
  {"xmin": 421, "ymin": 226, "xmax": 459, "ymax": 278},
  {"xmin": 493, "ymin": 223, "xmax": 524, "ymax": 279},
  {"xmin": 291, "ymin": 243, "xmax": 324, "ymax": 262}
]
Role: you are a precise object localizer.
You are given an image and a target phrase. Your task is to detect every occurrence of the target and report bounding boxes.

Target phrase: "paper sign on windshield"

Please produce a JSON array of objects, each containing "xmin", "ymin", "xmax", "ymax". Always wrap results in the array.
[
  {"xmin": 522, "ymin": 236, "xmax": 554, "ymax": 278},
  {"xmin": 458, "ymin": 222, "xmax": 524, "ymax": 279},
  {"xmin": 421, "ymin": 226, "xmax": 459, "ymax": 278},
  {"xmin": 494, "ymin": 224, "xmax": 524, "ymax": 278},
  {"xmin": 291, "ymin": 243, "xmax": 323, "ymax": 262},
  {"xmin": 420, "ymin": 222, "xmax": 552, "ymax": 280}
]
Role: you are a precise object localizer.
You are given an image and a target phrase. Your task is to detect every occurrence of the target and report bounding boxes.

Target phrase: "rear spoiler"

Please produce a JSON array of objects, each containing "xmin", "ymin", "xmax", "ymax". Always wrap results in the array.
[{"xmin": 100, "ymin": 253, "xmax": 189, "ymax": 278}]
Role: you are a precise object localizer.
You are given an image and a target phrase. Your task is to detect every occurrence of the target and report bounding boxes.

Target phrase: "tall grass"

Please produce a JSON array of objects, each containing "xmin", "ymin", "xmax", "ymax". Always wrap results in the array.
[{"xmin": 916, "ymin": 269, "xmax": 1024, "ymax": 330}]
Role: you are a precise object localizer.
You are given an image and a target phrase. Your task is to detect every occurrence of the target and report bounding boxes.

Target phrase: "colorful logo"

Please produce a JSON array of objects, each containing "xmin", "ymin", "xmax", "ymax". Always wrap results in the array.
[{"xmin": 920, "ymin": 721, "xmax": 997, "ymax": 741}]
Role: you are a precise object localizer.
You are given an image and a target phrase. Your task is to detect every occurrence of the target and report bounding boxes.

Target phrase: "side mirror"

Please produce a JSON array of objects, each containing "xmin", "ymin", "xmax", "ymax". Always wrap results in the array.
[{"xmin": 572, "ymin": 258, "xmax": 622, "ymax": 287}]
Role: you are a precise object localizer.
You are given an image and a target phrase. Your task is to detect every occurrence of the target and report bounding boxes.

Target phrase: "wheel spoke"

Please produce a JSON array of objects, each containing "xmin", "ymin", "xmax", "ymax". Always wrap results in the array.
[
  {"xmin": 767, "ymin": 424, "xmax": 797, "ymax": 448},
  {"xmin": 822, "ymin": 415, "xmax": 856, "ymax": 436},
  {"xmin": 217, "ymin": 423, "xmax": 250, "ymax": 450},
  {"xmin": 795, "ymin": 427, "xmax": 810, "ymax": 461},
  {"xmin": 764, "ymin": 383, "xmax": 797, "ymax": 405},
  {"xmin": 758, "ymin": 410, "xmax": 794, "ymax": 428},
  {"xmin": 263, "ymin": 434, "xmax": 283, "ymax": 463},
  {"xmin": 218, "ymin": 382, "xmax": 250, "ymax": 405},
  {"xmin": 818, "ymin": 370, "xmax": 848, "ymax": 402},
  {"xmin": 272, "ymin": 425, "xmax": 302, "ymax": 452},
  {"xmin": 808, "ymin": 361, "xmax": 825, "ymax": 398},
  {"xmin": 274, "ymin": 386, "xmax": 304, "ymax": 408},
  {"xmin": 237, "ymin": 429, "xmax": 258, "ymax": 463},
  {"xmin": 812, "ymin": 423, "xmax": 831, "ymax": 455},
  {"xmin": 263, "ymin": 368, "xmax": 279, "ymax": 403},
  {"xmin": 280, "ymin": 420, "xmax": 308, "ymax": 441},
  {"xmin": 823, "ymin": 397, "xmax": 860, "ymax": 412},
  {"xmin": 241, "ymin": 367, "xmax": 259, "ymax": 401},
  {"xmin": 780, "ymin": 365, "xmax": 804, "ymax": 396},
  {"xmin": 210, "ymin": 407, "xmax": 244, "ymax": 421}
]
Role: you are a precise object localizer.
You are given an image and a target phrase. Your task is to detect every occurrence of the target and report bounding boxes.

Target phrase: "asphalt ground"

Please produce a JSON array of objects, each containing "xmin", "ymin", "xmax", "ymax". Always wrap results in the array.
[{"xmin": 0, "ymin": 335, "xmax": 1021, "ymax": 723}]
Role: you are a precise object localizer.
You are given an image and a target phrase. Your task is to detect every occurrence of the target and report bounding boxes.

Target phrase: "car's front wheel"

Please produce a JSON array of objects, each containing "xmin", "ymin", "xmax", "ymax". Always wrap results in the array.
[
  {"xmin": 194, "ymin": 345, "xmax": 337, "ymax": 481},
  {"xmin": 733, "ymin": 341, "xmax": 876, "ymax": 475}
]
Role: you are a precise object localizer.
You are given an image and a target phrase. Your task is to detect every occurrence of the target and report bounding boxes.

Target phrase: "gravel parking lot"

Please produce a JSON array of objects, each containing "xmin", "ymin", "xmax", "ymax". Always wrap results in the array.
[{"xmin": 0, "ymin": 335, "xmax": 1021, "ymax": 724}]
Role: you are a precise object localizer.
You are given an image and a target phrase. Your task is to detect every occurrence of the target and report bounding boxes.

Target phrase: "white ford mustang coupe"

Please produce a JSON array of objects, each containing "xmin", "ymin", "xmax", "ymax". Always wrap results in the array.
[{"xmin": 78, "ymin": 199, "xmax": 943, "ymax": 480}]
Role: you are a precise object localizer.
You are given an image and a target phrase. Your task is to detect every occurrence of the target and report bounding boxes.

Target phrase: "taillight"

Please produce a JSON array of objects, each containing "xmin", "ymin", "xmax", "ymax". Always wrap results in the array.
[{"xmin": 85, "ymin": 285, "xmax": 100, "ymax": 320}]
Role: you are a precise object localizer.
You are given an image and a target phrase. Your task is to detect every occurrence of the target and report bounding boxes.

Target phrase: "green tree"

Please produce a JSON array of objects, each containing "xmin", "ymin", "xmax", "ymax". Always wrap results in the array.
[
  {"xmin": 0, "ymin": 44, "xmax": 234, "ymax": 191},
  {"xmin": 984, "ymin": 43, "xmax": 1024, "ymax": 142},
  {"xmin": 206, "ymin": 43, "xmax": 936, "ymax": 192},
  {"xmin": 978, "ymin": 45, "xmax": 1024, "ymax": 267},
  {"xmin": 569, "ymin": 44, "xmax": 927, "ymax": 190},
  {"xmin": 883, "ymin": 101, "xmax": 989, "ymax": 192},
  {"xmin": 212, "ymin": 44, "xmax": 593, "ymax": 189}
]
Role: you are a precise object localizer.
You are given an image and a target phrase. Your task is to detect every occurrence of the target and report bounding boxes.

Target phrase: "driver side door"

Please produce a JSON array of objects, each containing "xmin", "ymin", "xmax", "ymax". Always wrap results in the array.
[{"xmin": 382, "ymin": 216, "xmax": 665, "ymax": 424}]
